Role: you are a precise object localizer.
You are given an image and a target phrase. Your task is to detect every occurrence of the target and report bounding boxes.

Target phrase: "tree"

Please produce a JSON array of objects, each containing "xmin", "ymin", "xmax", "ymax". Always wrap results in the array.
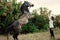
[
  {"xmin": 32, "ymin": 7, "xmax": 50, "ymax": 30},
  {"xmin": 55, "ymin": 15, "xmax": 60, "ymax": 28},
  {"xmin": 0, "ymin": 1, "xmax": 22, "ymax": 34}
]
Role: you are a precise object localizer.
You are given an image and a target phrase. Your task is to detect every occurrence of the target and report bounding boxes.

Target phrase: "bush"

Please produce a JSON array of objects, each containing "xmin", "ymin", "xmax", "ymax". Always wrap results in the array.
[
  {"xmin": 22, "ymin": 23, "xmax": 39, "ymax": 33},
  {"xmin": 43, "ymin": 24, "xmax": 49, "ymax": 30},
  {"xmin": 0, "ymin": 2, "xmax": 22, "ymax": 34}
]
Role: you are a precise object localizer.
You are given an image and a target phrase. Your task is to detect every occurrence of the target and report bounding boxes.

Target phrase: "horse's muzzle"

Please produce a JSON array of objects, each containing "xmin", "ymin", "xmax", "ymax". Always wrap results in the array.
[{"xmin": 31, "ymin": 4, "xmax": 34, "ymax": 7}]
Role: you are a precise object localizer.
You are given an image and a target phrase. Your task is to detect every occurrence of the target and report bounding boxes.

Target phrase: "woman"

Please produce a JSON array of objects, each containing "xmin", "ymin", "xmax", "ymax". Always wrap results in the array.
[{"xmin": 49, "ymin": 16, "xmax": 55, "ymax": 40}]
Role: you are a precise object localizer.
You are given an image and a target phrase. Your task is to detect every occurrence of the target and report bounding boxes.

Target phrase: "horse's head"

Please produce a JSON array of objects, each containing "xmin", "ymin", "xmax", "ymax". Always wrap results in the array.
[
  {"xmin": 20, "ymin": 1, "xmax": 34, "ymax": 19},
  {"xmin": 20, "ymin": 1, "xmax": 34, "ymax": 15},
  {"xmin": 24, "ymin": 1, "xmax": 34, "ymax": 7}
]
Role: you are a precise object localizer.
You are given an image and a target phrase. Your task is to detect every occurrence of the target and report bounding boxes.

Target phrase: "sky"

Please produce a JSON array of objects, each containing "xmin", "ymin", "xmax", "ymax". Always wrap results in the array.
[{"xmin": 17, "ymin": 0, "xmax": 60, "ymax": 15}]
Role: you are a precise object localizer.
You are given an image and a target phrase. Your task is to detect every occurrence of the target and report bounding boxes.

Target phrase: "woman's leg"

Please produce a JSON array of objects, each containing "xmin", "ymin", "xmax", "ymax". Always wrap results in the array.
[
  {"xmin": 50, "ymin": 28, "xmax": 55, "ymax": 40},
  {"xmin": 50, "ymin": 28, "xmax": 54, "ymax": 37}
]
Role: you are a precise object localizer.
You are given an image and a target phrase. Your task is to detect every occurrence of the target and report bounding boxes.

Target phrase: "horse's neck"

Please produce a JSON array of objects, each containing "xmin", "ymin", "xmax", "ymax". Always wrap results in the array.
[{"xmin": 18, "ymin": 13, "xmax": 32, "ymax": 21}]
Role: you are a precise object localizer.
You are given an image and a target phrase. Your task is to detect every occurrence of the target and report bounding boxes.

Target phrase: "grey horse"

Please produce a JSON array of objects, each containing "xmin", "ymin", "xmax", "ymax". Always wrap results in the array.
[{"xmin": 7, "ymin": 1, "xmax": 34, "ymax": 40}]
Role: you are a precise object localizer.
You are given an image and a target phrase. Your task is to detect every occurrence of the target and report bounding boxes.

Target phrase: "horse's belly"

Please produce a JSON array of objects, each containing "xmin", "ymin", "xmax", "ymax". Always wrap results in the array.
[{"xmin": 18, "ymin": 17, "xmax": 28, "ymax": 24}]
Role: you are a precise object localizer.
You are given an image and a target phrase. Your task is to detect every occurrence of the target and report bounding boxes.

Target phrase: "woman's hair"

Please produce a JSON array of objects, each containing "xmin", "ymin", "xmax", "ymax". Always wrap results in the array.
[{"xmin": 51, "ymin": 16, "xmax": 54, "ymax": 20}]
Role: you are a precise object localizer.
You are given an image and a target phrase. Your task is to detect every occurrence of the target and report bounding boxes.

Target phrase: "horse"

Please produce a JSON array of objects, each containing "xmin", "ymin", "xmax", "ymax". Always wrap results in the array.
[{"xmin": 7, "ymin": 1, "xmax": 34, "ymax": 40}]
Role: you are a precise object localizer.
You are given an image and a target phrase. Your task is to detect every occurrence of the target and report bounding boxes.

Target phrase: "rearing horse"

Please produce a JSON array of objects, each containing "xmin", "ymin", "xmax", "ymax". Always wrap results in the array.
[{"xmin": 7, "ymin": 1, "xmax": 34, "ymax": 40}]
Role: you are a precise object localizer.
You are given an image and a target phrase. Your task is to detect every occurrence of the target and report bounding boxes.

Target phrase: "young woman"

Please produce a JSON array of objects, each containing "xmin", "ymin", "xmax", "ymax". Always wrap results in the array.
[{"xmin": 49, "ymin": 16, "xmax": 55, "ymax": 40}]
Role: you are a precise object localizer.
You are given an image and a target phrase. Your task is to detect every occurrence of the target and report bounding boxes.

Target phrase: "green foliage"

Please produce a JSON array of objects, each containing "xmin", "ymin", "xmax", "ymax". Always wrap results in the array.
[
  {"xmin": 0, "ymin": 4, "xmax": 4, "ymax": 16},
  {"xmin": 0, "ymin": 2, "xmax": 22, "ymax": 34},
  {"xmin": 22, "ymin": 22, "xmax": 39, "ymax": 33},
  {"xmin": 55, "ymin": 15, "xmax": 60, "ymax": 28},
  {"xmin": 43, "ymin": 24, "xmax": 49, "ymax": 30},
  {"xmin": 32, "ymin": 8, "xmax": 49, "ymax": 30}
]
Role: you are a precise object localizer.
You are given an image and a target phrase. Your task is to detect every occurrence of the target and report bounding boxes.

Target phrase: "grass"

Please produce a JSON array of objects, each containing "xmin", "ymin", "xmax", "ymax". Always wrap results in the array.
[{"xmin": 0, "ymin": 28, "xmax": 60, "ymax": 40}]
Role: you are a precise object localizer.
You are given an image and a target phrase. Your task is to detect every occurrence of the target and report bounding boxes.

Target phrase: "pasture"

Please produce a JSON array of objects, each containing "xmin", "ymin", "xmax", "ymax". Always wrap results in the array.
[{"xmin": 0, "ymin": 28, "xmax": 60, "ymax": 40}]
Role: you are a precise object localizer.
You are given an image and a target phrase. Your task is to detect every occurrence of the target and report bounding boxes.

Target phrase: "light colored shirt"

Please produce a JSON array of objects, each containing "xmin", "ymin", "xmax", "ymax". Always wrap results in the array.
[{"xmin": 49, "ymin": 20, "xmax": 54, "ymax": 28}]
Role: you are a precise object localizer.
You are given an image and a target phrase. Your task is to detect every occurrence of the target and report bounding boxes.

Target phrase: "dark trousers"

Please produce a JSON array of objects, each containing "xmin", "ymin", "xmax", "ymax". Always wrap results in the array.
[{"xmin": 50, "ymin": 28, "xmax": 54, "ymax": 37}]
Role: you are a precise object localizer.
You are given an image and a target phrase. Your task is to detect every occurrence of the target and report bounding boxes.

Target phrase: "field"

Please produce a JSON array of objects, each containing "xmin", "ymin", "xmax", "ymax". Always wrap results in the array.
[{"xmin": 0, "ymin": 28, "xmax": 60, "ymax": 40}]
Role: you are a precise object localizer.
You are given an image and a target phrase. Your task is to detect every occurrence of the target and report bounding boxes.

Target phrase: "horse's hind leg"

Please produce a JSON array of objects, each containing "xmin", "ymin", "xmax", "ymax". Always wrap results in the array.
[{"xmin": 13, "ymin": 32, "xmax": 19, "ymax": 40}]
